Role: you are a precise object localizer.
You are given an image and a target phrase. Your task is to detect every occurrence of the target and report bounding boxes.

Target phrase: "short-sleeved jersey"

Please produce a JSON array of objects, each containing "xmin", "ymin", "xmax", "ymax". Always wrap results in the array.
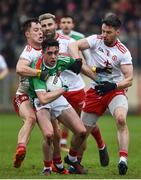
[
  {"xmin": 16, "ymin": 45, "xmax": 42, "ymax": 95},
  {"xmin": 56, "ymin": 33, "xmax": 85, "ymax": 91},
  {"xmin": 0, "ymin": 55, "xmax": 7, "ymax": 69},
  {"xmin": 28, "ymin": 55, "xmax": 76, "ymax": 100},
  {"xmin": 86, "ymin": 34, "xmax": 132, "ymax": 87}
]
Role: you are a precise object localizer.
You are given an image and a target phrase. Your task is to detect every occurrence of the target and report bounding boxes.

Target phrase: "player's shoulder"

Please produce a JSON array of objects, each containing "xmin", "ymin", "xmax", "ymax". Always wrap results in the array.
[
  {"xmin": 115, "ymin": 39, "xmax": 130, "ymax": 54},
  {"xmin": 23, "ymin": 44, "xmax": 41, "ymax": 53},
  {"xmin": 86, "ymin": 34, "xmax": 103, "ymax": 45},
  {"xmin": 70, "ymin": 30, "xmax": 85, "ymax": 39},
  {"xmin": 22, "ymin": 44, "xmax": 33, "ymax": 53},
  {"xmin": 57, "ymin": 33, "xmax": 70, "ymax": 41}
]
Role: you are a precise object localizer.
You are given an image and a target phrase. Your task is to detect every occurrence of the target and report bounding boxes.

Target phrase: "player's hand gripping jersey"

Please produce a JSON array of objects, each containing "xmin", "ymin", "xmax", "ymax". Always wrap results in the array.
[{"xmin": 56, "ymin": 33, "xmax": 85, "ymax": 91}]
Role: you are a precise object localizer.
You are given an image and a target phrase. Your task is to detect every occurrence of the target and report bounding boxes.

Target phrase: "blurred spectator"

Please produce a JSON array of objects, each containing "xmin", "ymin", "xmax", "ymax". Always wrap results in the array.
[
  {"xmin": 0, "ymin": 0, "xmax": 141, "ymax": 70},
  {"xmin": 0, "ymin": 53, "xmax": 9, "ymax": 80}
]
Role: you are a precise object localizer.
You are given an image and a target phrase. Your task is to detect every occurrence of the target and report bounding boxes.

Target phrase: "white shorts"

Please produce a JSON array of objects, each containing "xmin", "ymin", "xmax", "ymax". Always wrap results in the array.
[
  {"xmin": 81, "ymin": 94, "xmax": 128, "ymax": 127},
  {"xmin": 108, "ymin": 95, "xmax": 128, "ymax": 116},
  {"xmin": 34, "ymin": 95, "xmax": 71, "ymax": 119}
]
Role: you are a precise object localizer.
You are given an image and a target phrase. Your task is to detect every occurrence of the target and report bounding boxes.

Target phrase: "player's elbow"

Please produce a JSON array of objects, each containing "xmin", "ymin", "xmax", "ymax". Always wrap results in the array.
[
  {"xmin": 128, "ymin": 79, "xmax": 133, "ymax": 87},
  {"xmin": 16, "ymin": 64, "xmax": 23, "ymax": 75},
  {"xmin": 127, "ymin": 77, "xmax": 133, "ymax": 87}
]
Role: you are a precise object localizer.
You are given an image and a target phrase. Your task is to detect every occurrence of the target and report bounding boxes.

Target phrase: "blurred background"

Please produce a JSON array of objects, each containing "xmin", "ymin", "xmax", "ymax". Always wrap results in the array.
[{"xmin": 0, "ymin": 0, "xmax": 141, "ymax": 114}]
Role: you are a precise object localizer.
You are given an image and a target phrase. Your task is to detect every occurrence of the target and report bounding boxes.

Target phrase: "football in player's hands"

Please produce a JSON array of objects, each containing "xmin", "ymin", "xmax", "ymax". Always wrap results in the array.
[{"xmin": 46, "ymin": 75, "xmax": 63, "ymax": 91}]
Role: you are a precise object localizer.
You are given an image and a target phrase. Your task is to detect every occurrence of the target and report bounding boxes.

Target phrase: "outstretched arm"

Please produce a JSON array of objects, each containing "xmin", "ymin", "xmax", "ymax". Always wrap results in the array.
[
  {"xmin": 68, "ymin": 39, "xmax": 90, "ymax": 59},
  {"xmin": 69, "ymin": 39, "xmax": 112, "ymax": 81}
]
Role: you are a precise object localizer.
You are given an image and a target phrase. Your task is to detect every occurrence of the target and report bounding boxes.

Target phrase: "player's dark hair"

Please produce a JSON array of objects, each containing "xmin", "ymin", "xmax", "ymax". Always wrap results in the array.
[
  {"xmin": 42, "ymin": 39, "xmax": 59, "ymax": 52},
  {"xmin": 102, "ymin": 13, "xmax": 121, "ymax": 29},
  {"xmin": 22, "ymin": 18, "xmax": 40, "ymax": 34},
  {"xmin": 60, "ymin": 15, "xmax": 75, "ymax": 23}
]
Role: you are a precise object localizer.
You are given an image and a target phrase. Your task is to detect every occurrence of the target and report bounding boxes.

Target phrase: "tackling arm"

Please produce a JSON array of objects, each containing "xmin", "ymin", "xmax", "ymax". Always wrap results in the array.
[
  {"xmin": 69, "ymin": 39, "xmax": 111, "ymax": 81},
  {"xmin": 16, "ymin": 58, "xmax": 39, "ymax": 77},
  {"xmin": 69, "ymin": 39, "xmax": 98, "ymax": 81},
  {"xmin": 16, "ymin": 58, "xmax": 48, "ymax": 80},
  {"xmin": 117, "ymin": 64, "xmax": 133, "ymax": 89}
]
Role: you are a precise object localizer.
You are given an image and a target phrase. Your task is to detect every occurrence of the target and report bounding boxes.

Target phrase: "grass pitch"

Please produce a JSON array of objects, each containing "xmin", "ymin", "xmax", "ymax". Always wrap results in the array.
[{"xmin": 0, "ymin": 113, "xmax": 141, "ymax": 179}]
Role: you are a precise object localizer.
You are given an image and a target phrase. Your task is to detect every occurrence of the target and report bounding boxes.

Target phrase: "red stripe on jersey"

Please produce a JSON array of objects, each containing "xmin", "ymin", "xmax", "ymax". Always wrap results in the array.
[
  {"xmin": 26, "ymin": 44, "xmax": 42, "ymax": 52},
  {"xmin": 116, "ymin": 42, "xmax": 127, "ymax": 54},
  {"xmin": 36, "ymin": 57, "xmax": 42, "ymax": 69},
  {"xmin": 97, "ymin": 35, "xmax": 103, "ymax": 39},
  {"xmin": 26, "ymin": 45, "xmax": 32, "ymax": 52},
  {"xmin": 56, "ymin": 33, "xmax": 70, "ymax": 40}
]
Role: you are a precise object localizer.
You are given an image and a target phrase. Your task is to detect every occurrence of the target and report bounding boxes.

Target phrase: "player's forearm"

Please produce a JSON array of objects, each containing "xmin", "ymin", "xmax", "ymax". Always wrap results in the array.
[
  {"xmin": 81, "ymin": 64, "xmax": 97, "ymax": 81},
  {"xmin": 16, "ymin": 65, "xmax": 39, "ymax": 77},
  {"xmin": 37, "ymin": 88, "xmax": 66, "ymax": 105},
  {"xmin": 68, "ymin": 42, "xmax": 80, "ymax": 59},
  {"xmin": 117, "ymin": 77, "xmax": 133, "ymax": 89}
]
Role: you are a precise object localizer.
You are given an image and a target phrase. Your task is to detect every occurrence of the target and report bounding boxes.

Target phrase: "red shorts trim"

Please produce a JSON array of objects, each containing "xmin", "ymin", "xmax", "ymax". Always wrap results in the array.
[
  {"xmin": 63, "ymin": 89, "xmax": 85, "ymax": 110},
  {"xmin": 82, "ymin": 88, "xmax": 125, "ymax": 116},
  {"xmin": 13, "ymin": 94, "xmax": 29, "ymax": 114}
]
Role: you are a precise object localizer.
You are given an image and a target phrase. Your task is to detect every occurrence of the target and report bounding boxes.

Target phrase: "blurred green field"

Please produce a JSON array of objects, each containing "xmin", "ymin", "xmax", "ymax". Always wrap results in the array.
[{"xmin": 0, "ymin": 113, "xmax": 141, "ymax": 179}]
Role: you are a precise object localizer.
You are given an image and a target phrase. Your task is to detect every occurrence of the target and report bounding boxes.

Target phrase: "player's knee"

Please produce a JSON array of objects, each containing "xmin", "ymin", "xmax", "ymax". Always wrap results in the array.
[
  {"xmin": 78, "ymin": 129, "xmax": 87, "ymax": 140},
  {"xmin": 116, "ymin": 114, "xmax": 126, "ymax": 126},
  {"xmin": 44, "ymin": 131, "xmax": 54, "ymax": 145}
]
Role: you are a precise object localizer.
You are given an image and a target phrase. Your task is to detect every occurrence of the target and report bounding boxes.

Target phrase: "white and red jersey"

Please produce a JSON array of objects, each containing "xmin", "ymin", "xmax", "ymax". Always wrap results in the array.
[
  {"xmin": 20, "ymin": 44, "xmax": 42, "ymax": 63},
  {"xmin": 86, "ymin": 35, "xmax": 132, "ymax": 88},
  {"xmin": 56, "ymin": 33, "xmax": 85, "ymax": 91},
  {"xmin": 16, "ymin": 44, "xmax": 42, "ymax": 95}
]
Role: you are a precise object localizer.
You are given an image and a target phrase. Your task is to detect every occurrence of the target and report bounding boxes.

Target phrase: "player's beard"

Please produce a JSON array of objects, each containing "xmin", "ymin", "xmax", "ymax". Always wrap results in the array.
[
  {"xmin": 44, "ymin": 31, "xmax": 56, "ymax": 41},
  {"xmin": 104, "ymin": 39, "xmax": 114, "ymax": 46}
]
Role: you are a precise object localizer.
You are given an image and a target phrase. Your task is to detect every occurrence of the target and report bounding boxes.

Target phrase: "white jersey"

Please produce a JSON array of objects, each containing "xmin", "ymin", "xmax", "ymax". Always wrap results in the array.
[
  {"xmin": 57, "ymin": 30, "xmax": 92, "ymax": 66},
  {"xmin": 16, "ymin": 45, "xmax": 42, "ymax": 95},
  {"xmin": 0, "ymin": 55, "xmax": 7, "ymax": 69},
  {"xmin": 56, "ymin": 33, "xmax": 85, "ymax": 91},
  {"xmin": 86, "ymin": 34, "xmax": 132, "ymax": 88}
]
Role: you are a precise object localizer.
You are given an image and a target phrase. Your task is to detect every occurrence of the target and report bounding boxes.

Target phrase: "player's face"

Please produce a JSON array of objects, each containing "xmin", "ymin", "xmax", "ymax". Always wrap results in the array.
[
  {"xmin": 43, "ymin": 46, "xmax": 59, "ymax": 67},
  {"xmin": 26, "ymin": 22, "xmax": 43, "ymax": 45},
  {"xmin": 59, "ymin": 17, "xmax": 74, "ymax": 35},
  {"xmin": 40, "ymin": 18, "xmax": 57, "ymax": 40},
  {"xmin": 101, "ymin": 23, "xmax": 120, "ymax": 46}
]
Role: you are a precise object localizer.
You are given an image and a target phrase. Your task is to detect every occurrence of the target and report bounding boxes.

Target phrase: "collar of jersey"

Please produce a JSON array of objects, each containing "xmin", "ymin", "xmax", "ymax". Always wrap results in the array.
[{"xmin": 43, "ymin": 58, "xmax": 57, "ymax": 69}]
